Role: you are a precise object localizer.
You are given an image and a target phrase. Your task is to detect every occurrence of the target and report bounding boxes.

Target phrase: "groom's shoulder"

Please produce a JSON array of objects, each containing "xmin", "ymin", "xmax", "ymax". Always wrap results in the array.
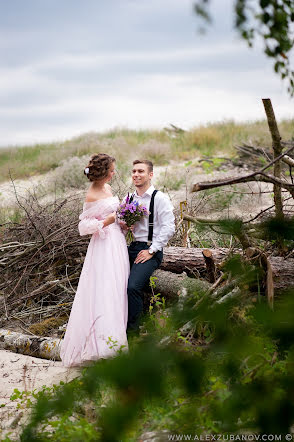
[
  {"xmin": 154, "ymin": 189, "xmax": 168, "ymax": 199},
  {"xmin": 154, "ymin": 189, "xmax": 173, "ymax": 206},
  {"xmin": 154, "ymin": 189, "xmax": 164, "ymax": 198}
]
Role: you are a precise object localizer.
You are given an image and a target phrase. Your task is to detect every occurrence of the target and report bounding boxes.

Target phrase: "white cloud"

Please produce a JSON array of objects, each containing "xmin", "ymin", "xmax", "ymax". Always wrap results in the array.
[{"xmin": 0, "ymin": 0, "xmax": 292, "ymax": 147}]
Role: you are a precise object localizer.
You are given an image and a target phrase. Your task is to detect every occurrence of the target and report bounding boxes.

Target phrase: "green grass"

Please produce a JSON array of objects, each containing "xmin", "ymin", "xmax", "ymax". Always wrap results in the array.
[
  {"xmin": 0, "ymin": 206, "xmax": 23, "ymax": 229},
  {"xmin": 0, "ymin": 119, "xmax": 293, "ymax": 183},
  {"xmin": 171, "ymin": 119, "xmax": 294, "ymax": 158}
]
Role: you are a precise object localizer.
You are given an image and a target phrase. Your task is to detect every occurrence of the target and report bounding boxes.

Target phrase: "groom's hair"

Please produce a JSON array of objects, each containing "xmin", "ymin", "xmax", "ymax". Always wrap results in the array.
[{"xmin": 133, "ymin": 159, "xmax": 153, "ymax": 172}]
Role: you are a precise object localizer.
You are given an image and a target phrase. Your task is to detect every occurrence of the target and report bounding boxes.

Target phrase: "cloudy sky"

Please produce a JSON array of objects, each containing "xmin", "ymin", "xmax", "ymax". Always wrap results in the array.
[{"xmin": 0, "ymin": 0, "xmax": 293, "ymax": 147}]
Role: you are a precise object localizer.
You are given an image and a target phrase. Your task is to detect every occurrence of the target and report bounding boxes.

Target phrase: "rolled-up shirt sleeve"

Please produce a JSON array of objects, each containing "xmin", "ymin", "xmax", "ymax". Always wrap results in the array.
[
  {"xmin": 78, "ymin": 217, "xmax": 107, "ymax": 238},
  {"xmin": 150, "ymin": 195, "xmax": 175, "ymax": 253}
]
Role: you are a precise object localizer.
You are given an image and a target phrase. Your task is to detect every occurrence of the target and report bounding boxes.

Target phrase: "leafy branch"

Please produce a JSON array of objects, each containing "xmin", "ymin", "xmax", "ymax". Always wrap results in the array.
[{"xmin": 194, "ymin": 0, "xmax": 294, "ymax": 95}]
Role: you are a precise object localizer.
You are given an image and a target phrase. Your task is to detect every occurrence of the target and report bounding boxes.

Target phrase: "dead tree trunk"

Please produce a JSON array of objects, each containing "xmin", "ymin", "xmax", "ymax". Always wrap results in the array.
[
  {"xmin": 0, "ymin": 329, "xmax": 62, "ymax": 360},
  {"xmin": 161, "ymin": 247, "xmax": 229, "ymax": 276},
  {"xmin": 162, "ymin": 247, "xmax": 294, "ymax": 293},
  {"xmin": 152, "ymin": 269, "xmax": 210, "ymax": 299},
  {"xmin": 202, "ymin": 249, "xmax": 217, "ymax": 283},
  {"xmin": 262, "ymin": 98, "xmax": 284, "ymax": 219}
]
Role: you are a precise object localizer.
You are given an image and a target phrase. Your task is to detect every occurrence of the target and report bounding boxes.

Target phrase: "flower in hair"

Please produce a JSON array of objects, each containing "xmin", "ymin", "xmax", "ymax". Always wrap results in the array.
[{"xmin": 84, "ymin": 167, "xmax": 90, "ymax": 175}]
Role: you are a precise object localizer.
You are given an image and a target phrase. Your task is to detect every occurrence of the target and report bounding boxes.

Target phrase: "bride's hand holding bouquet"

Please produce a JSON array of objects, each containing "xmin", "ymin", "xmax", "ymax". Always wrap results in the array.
[{"xmin": 117, "ymin": 194, "xmax": 149, "ymax": 243}]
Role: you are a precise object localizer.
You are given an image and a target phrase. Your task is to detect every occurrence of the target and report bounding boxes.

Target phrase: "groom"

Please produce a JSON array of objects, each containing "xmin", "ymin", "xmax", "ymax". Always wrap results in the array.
[{"xmin": 126, "ymin": 159, "xmax": 175, "ymax": 334}]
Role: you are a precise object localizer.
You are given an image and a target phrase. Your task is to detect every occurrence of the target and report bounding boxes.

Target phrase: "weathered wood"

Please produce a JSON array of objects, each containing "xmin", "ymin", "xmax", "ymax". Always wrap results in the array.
[
  {"xmin": 235, "ymin": 143, "xmax": 294, "ymax": 168},
  {"xmin": 202, "ymin": 249, "xmax": 217, "ymax": 283},
  {"xmin": 152, "ymin": 269, "xmax": 210, "ymax": 299},
  {"xmin": 0, "ymin": 329, "xmax": 62, "ymax": 360},
  {"xmin": 162, "ymin": 247, "xmax": 294, "ymax": 293},
  {"xmin": 161, "ymin": 247, "xmax": 229, "ymax": 276},
  {"xmin": 268, "ymin": 256, "xmax": 294, "ymax": 292},
  {"xmin": 192, "ymin": 144, "xmax": 294, "ymax": 197},
  {"xmin": 262, "ymin": 98, "xmax": 284, "ymax": 219},
  {"xmin": 192, "ymin": 172, "xmax": 294, "ymax": 194},
  {"xmin": 283, "ymin": 155, "xmax": 294, "ymax": 167}
]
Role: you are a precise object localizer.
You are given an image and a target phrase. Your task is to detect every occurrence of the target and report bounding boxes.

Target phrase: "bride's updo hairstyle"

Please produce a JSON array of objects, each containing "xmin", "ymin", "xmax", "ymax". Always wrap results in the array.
[{"xmin": 84, "ymin": 153, "xmax": 115, "ymax": 182}]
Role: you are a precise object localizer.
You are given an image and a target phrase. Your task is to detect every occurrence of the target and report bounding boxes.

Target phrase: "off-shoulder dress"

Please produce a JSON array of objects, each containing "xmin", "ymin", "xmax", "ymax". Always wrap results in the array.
[{"xmin": 60, "ymin": 196, "xmax": 129, "ymax": 367}]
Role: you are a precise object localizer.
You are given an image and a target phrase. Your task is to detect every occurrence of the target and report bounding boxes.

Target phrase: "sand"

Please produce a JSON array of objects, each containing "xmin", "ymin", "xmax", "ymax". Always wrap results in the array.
[{"xmin": 0, "ymin": 349, "xmax": 80, "ymax": 439}]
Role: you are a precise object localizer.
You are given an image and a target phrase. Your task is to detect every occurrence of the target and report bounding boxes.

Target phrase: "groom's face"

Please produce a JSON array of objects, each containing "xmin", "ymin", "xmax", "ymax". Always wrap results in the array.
[{"xmin": 132, "ymin": 163, "xmax": 153, "ymax": 188}]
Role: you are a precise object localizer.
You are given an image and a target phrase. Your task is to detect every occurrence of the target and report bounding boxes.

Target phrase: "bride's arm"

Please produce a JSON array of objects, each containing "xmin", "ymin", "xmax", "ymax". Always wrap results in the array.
[
  {"xmin": 102, "ymin": 212, "xmax": 116, "ymax": 227},
  {"xmin": 78, "ymin": 212, "xmax": 116, "ymax": 237}
]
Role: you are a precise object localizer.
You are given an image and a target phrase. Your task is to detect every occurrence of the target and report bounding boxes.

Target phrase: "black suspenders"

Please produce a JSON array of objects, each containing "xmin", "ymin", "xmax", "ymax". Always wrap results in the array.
[{"xmin": 148, "ymin": 190, "xmax": 158, "ymax": 244}]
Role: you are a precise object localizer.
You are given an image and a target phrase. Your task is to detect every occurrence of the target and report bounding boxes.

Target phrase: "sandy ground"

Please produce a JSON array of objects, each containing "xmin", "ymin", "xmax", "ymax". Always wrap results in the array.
[
  {"xmin": 0, "ymin": 175, "xmax": 46, "ymax": 207},
  {"xmin": 0, "ymin": 349, "xmax": 81, "ymax": 439}
]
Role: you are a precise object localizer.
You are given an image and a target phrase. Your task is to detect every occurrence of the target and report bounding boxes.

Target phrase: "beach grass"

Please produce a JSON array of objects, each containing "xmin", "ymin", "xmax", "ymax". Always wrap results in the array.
[{"xmin": 0, "ymin": 119, "xmax": 293, "ymax": 183}]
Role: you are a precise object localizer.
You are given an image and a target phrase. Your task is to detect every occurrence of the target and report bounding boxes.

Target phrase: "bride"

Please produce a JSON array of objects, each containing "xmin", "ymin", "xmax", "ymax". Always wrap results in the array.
[{"xmin": 60, "ymin": 153, "xmax": 129, "ymax": 367}]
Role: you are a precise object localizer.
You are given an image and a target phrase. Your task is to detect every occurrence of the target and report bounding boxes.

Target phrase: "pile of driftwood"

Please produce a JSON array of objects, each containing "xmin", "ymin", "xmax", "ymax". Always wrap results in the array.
[
  {"xmin": 235, "ymin": 140, "xmax": 294, "ymax": 171},
  {"xmin": 0, "ymin": 193, "xmax": 87, "ymax": 329}
]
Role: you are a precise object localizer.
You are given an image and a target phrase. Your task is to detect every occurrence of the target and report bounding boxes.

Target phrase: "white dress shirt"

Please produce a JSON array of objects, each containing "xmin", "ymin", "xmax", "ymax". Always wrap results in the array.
[{"xmin": 127, "ymin": 185, "xmax": 175, "ymax": 253}]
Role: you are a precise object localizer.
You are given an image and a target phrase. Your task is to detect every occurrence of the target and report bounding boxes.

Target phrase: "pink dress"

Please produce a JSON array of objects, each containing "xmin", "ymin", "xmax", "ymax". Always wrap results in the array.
[{"xmin": 60, "ymin": 196, "xmax": 129, "ymax": 367}]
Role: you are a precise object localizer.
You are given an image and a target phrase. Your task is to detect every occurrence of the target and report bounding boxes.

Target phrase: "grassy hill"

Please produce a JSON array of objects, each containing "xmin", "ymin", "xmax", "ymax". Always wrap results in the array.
[{"xmin": 1, "ymin": 119, "xmax": 293, "ymax": 183}]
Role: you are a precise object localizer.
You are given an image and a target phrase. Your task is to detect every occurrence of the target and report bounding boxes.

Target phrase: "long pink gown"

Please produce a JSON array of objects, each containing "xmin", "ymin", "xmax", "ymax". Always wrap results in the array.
[{"xmin": 60, "ymin": 196, "xmax": 129, "ymax": 367}]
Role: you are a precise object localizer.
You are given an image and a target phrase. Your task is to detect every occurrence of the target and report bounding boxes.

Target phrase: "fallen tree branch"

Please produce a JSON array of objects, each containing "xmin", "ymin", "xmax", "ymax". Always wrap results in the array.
[
  {"xmin": 161, "ymin": 247, "xmax": 294, "ymax": 293},
  {"xmin": 216, "ymin": 286, "xmax": 242, "ymax": 304},
  {"xmin": 0, "ymin": 328, "xmax": 62, "ymax": 360},
  {"xmin": 6, "ymin": 273, "xmax": 80, "ymax": 309},
  {"xmin": 9, "ymin": 171, "xmax": 46, "ymax": 244},
  {"xmin": 244, "ymin": 196, "xmax": 293, "ymax": 224},
  {"xmin": 283, "ymin": 155, "xmax": 294, "ymax": 167},
  {"xmin": 192, "ymin": 144, "xmax": 294, "ymax": 193},
  {"xmin": 193, "ymin": 171, "xmax": 294, "ymax": 194},
  {"xmin": 152, "ymin": 269, "xmax": 211, "ymax": 300},
  {"xmin": 183, "ymin": 214, "xmax": 220, "ymax": 225}
]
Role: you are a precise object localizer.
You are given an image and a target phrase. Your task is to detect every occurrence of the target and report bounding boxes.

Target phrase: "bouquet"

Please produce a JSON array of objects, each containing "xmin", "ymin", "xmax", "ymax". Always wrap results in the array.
[{"xmin": 117, "ymin": 193, "xmax": 149, "ymax": 243}]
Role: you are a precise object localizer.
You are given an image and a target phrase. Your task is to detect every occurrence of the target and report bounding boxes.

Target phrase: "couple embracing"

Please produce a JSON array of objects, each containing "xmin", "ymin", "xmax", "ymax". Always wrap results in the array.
[{"xmin": 60, "ymin": 153, "xmax": 175, "ymax": 367}]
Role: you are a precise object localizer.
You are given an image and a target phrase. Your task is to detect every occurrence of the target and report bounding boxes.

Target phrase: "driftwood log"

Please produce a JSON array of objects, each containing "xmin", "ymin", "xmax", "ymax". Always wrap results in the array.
[
  {"xmin": 161, "ymin": 247, "xmax": 229, "ymax": 275},
  {"xmin": 152, "ymin": 269, "xmax": 210, "ymax": 299},
  {"xmin": 162, "ymin": 247, "xmax": 294, "ymax": 293},
  {"xmin": 0, "ymin": 329, "xmax": 62, "ymax": 360}
]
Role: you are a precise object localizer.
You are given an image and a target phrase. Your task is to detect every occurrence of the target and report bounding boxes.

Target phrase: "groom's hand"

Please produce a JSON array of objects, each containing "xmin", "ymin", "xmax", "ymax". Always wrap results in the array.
[{"xmin": 135, "ymin": 249, "xmax": 154, "ymax": 264}]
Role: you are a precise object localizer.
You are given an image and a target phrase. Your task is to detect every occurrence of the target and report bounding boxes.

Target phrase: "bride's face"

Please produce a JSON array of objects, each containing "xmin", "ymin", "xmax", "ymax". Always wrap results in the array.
[{"xmin": 107, "ymin": 162, "xmax": 116, "ymax": 182}]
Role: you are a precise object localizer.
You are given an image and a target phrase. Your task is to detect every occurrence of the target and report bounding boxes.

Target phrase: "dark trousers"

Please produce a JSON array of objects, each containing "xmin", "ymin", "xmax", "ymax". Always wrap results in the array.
[{"xmin": 127, "ymin": 241, "xmax": 163, "ymax": 333}]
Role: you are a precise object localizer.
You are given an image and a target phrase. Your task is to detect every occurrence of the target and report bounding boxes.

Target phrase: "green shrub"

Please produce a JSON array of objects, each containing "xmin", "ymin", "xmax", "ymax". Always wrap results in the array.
[{"xmin": 49, "ymin": 156, "xmax": 89, "ymax": 192}]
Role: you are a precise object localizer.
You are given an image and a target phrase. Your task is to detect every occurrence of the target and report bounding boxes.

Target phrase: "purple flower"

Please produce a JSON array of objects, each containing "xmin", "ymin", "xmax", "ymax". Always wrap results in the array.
[{"xmin": 116, "ymin": 199, "xmax": 148, "ymax": 229}]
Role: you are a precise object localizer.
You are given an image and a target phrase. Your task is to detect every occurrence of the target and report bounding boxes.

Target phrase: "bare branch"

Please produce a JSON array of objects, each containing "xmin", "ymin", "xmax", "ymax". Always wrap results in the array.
[
  {"xmin": 283, "ymin": 155, "xmax": 294, "ymax": 167},
  {"xmin": 192, "ymin": 144, "xmax": 294, "ymax": 193},
  {"xmin": 193, "ymin": 172, "xmax": 294, "ymax": 194}
]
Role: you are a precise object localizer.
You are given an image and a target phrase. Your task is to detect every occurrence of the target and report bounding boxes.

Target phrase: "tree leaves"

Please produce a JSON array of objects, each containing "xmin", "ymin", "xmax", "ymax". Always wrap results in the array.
[{"xmin": 194, "ymin": 0, "xmax": 294, "ymax": 96}]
